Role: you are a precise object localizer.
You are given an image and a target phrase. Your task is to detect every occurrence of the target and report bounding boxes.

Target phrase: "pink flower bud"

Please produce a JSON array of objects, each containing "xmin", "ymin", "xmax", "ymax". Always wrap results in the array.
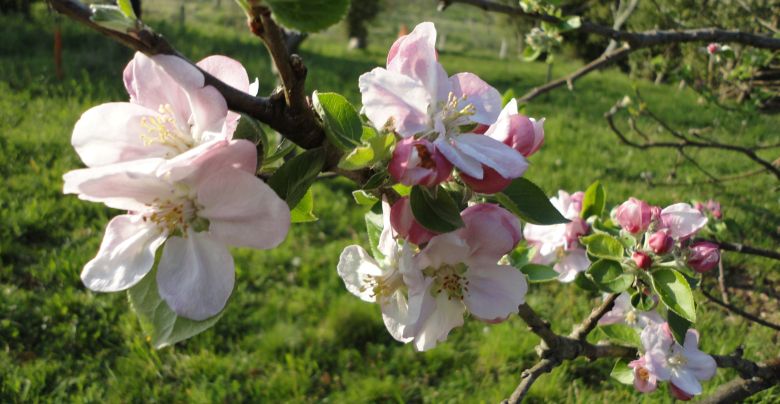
[
  {"xmin": 460, "ymin": 166, "xmax": 512, "ymax": 194},
  {"xmin": 706, "ymin": 199, "xmax": 722, "ymax": 219},
  {"xmin": 669, "ymin": 383, "xmax": 694, "ymax": 401},
  {"xmin": 461, "ymin": 203, "xmax": 521, "ymax": 258},
  {"xmin": 564, "ymin": 217, "xmax": 588, "ymax": 248},
  {"xmin": 615, "ymin": 197, "xmax": 653, "ymax": 234},
  {"xmin": 650, "ymin": 205, "xmax": 662, "ymax": 222},
  {"xmin": 503, "ymin": 115, "xmax": 545, "ymax": 157},
  {"xmin": 388, "ymin": 138, "xmax": 452, "ymax": 187},
  {"xmin": 390, "ymin": 197, "xmax": 439, "ymax": 245},
  {"xmin": 569, "ymin": 191, "xmax": 585, "ymax": 214},
  {"xmin": 688, "ymin": 241, "xmax": 720, "ymax": 273},
  {"xmin": 648, "ymin": 230, "xmax": 674, "ymax": 254},
  {"xmin": 706, "ymin": 43, "xmax": 720, "ymax": 55},
  {"xmin": 632, "ymin": 251, "xmax": 652, "ymax": 270}
]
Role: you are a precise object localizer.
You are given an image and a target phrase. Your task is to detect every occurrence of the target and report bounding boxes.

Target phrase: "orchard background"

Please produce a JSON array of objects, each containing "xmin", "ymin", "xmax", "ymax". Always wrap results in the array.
[{"xmin": 1, "ymin": 0, "xmax": 778, "ymax": 402}]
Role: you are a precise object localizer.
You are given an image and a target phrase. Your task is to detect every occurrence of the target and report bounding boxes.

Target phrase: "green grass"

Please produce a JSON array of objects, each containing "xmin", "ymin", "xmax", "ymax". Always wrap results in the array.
[{"xmin": 1, "ymin": 2, "xmax": 779, "ymax": 403}]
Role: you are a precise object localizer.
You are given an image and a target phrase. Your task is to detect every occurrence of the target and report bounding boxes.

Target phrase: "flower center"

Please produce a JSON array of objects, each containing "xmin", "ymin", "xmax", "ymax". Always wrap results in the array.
[
  {"xmin": 412, "ymin": 144, "xmax": 437, "ymax": 169},
  {"xmin": 362, "ymin": 270, "xmax": 404, "ymax": 299},
  {"xmin": 625, "ymin": 310, "xmax": 637, "ymax": 326},
  {"xmin": 435, "ymin": 92, "xmax": 475, "ymax": 136},
  {"xmin": 668, "ymin": 353, "xmax": 688, "ymax": 368},
  {"xmin": 142, "ymin": 185, "xmax": 199, "ymax": 235},
  {"xmin": 425, "ymin": 263, "xmax": 469, "ymax": 300},
  {"xmin": 140, "ymin": 104, "xmax": 194, "ymax": 155},
  {"xmin": 636, "ymin": 367, "xmax": 651, "ymax": 382}
]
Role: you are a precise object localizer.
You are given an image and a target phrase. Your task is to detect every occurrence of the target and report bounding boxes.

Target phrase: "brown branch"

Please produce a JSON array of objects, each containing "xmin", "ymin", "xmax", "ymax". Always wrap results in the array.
[
  {"xmin": 47, "ymin": 0, "xmax": 326, "ymax": 150},
  {"xmin": 571, "ymin": 293, "xmax": 619, "ymax": 340},
  {"xmin": 701, "ymin": 288, "xmax": 780, "ymax": 331},
  {"xmin": 700, "ymin": 358, "xmax": 780, "ymax": 404},
  {"xmin": 503, "ymin": 358, "xmax": 556, "ymax": 404},
  {"xmin": 702, "ymin": 239, "xmax": 780, "ymax": 261}
]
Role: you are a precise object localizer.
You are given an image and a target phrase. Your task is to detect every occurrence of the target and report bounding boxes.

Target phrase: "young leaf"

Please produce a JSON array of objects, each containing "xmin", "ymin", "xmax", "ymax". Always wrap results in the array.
[
  {"xmin": 610, "ymin": 359, "xmax": 635, "ymax": 385},
  {"xmin": 574, "ymin": 272, "xmax": 600, "ymax": 292},
  {"xmin": 362, "ymin": 170, "xmax": 389, "ymax": 190},
  {"xmin": 666, "ymin": 309, "xmax": 692, "ymax": 345},
  {"xmin": 338, "ymin": 145, "xmax": 374, "ymax": 170},
  {"xmin": 501, "ymin": 88, "xmax": 516, "ymax": 107},
  {"xmin": 128, "ymin": 266, "xmax": 223, "ymax": 349},
  {"xmin": 117, "ymin": 0, "xmax": 137, "ymax": 19},
  {"xmin": 352, "ymin": 190, "xmax": 379, "ymax": 207},
  {"xmin": 588, "ymin": 259, "xmax": 633, "ymax": 293},
  {"xmin": 651, "ymin": 268, "xmax": 696, "ymax": 323},
  {"xmin": 599, "ymin": 324, "xmax": 641, "ymax": 347},
  {"xmin": 519, "ymin": 264, "xmax": 559, "ymax": 283},
  {"xmin": 265, "ymin": 0, "xmax": 350, "ymax": 32},
  {"xmin": 312, "ymin": 92, "xmax": 362, "ymax": 151},
  {"xmin": 580, "ymin": 234, "xmax": 624, "ymax": 260},
  {"xmin": 268, "ymin": 147, "xmax": 326, "ymax": 208},
  {"xmin": 392, "ymin": 183, "xmax": 412, "ymax": 197},
  {"xmin": 409, "ymin": 186, "xmax": 464, "ymax": 233},
  {"xmin": 364, "ymin": 211, "xmax": 385, "ymax": 261},
  {"xmin": 497, "ymin": 178, "xmax": 569, "ymax": 225},
  {"xmin": 630, "ymin": 290, "xmax": 656, "ymax": 312},
  {"xmin": 89, "ymin": 5, "xmax": 136, "ymax": 32},
  {"xmin": 580, "ymin": 180, "xmax": 606, "ymax": 219},
  {"xmin": 290, "ymin": 188, "xmax": 317, "ymax": 223}
]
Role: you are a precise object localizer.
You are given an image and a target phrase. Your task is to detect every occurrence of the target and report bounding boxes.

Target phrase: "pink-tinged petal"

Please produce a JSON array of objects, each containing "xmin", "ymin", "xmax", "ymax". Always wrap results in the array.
[
  {"xmin": 157, "ymin": 231, "xmax": 235, "ymax": 321},
  {"xmin": 598, "ymin": 293, "xmax": 630, "ymax": 326},
  {"xmin": 670, "ymin": 370, "xmax": 702, "ymax": 396},
  {"xmin": 435, "ymin": 136, "xmax": 483, "ymax": 178},
  {"xmin": 196, "ymin": 55, "xmax": 250, "ymax": 93},
  {"xmin": 63, "ymin": 158, "xmax": 169, "ymax": 211},
  {"xmin": 390, "ymin": 197, "xmax": 439, "ymax": 246},
  {"xmin": 81, "ymin": 214, "xmax": 166, "ymax": 292},
  {"xmin": 377, "ymin": 198, "xmax": 396, "ymax": 257},
  {"xmin": 683, "ymin": 330, "xmax": 717, "ymax": 380},
  {"xmin": 196, "ymin": 168, "xmax": 289, "ymax": 249},
  {"xmin": 124, "ymin": 52, "xmax": 191, "ymax": 125},
  {"xmin": 523, "ymin": 222, "xmax": 567, "ymax": 257},
  {"xmin": 463, "ymin": 264, "xmax": 526, "ymax": 321},
  {"xmin": 641, "ymin": 322, "xmax": 674, "ymax": 353},
  {"xmin": 461, "ymin": 204, "xmax": 521, "ymax": 259},
  {"xmin": 449, "ymin": 72, "xmax": 502, "ymax": 125},
  {"xmin": 615, "ymin": 197, "xmax": 654, "ymax": 234},
  {"xmin": 71, "ymin": 102, "xmax": 174, "ymax": 167},
  {"xmin": 452, "ymin": 134, "xmax": 528, "ymax": 179},
  {"xmin": 389, "ymin": 138, "xmax": 452, "ymax": 187},
  {"xmin": 629, "ymin": 358, "xmax": 659, "ymax": 393},
  {"xmin": 380, "ymin": 292, "xmax": 413, "ymax": 342},
  {"xmin": 554, "ymin": 248, "xmax": 590, "ymax": 283},
  {"xmin": 415, "ymin": 233, "xmax": 471, "ymax": 269},
  {"xmin": 412, "ymin": 291, "xmax": 465, "ymax": 351},
  {"xmin": 661, "ymin": 203, "xmax": 708, "ymax": 239},
  {"xmin": 159, "ymin": 139, "xmax": 257, "ymax": 186},
  {"xmin": 337, "ymin": 245, "xmax": 383, "ymax": 303},
  {"xmin": 386, "ymin": 22, "xmax": 450, "ymax": 101},
  {"xmin": 359, "ymin": 68, "xmax": 431, "ymax": 137}
]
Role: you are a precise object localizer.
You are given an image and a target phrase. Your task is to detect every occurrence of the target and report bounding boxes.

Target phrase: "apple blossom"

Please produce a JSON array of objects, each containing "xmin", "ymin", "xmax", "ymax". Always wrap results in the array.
[
  {"xmin": 648, "ymin": 229, "xmax": 674, "ymax": 254},
  {"xmin": 359, "ymin": 22, "xmax": 528, "ymax": 181},
  {"xmin": 72, "ymin": 52, "xmax": 257, "ymax": 167},
  {"xmin": 687, "ymin": 241, "xmax": 720, "ymax": 273},
  {"xmin": 615, "ymin": 197, "xmax": 653, "ymax": 234},
  {"xmin": 598, "ymin": 292, "xmax": 662, "ymax": 329},
  {"xmin": 388, "ymin": 137, "xmax": 452, "ymax": 186},
  {"xmin": 632, "ymin": 251, "xmax": 652, "ymax": 269},
  {"xmin": 628, "ymin": 356, "xmax": 659, "ymax": 393},
  {"xmin": 660, "ymin": 203, "xmax": 708, "ymax": 239},
  {"xmin": 63, "ymin": 140, "xmax": 290, "ymax": 320},
  {"xmin": 390, "ymin": 197, "xmax": 439, "ymax": 245},
  {"xmin": 523, "ymin": 190, "xmax": 589, "ymax": 282},
  {"xmin": 406, "ymin": 204, "xmax": 527, "ymax": 351}
]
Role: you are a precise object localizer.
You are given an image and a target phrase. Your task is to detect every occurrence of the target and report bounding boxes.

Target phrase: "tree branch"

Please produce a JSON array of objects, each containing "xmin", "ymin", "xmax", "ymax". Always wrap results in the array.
[
  {"xmin": 46, "ymin": 0, "xmax": 326, "ymax": 150},
  {"xmin": 700, "ymin": 358, "xmax": 780, "ymax": 404},
  {"xmin": 701, "ymin": 239, "xmax": 780, "ymax": 261},
  {"xmin": 701, "ymin": 288, "xmax": 780, "ymax": 331}
]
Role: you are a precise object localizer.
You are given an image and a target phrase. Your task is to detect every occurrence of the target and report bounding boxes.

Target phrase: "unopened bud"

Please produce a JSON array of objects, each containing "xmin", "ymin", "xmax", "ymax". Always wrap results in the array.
[
  {"xmin": 615, "ymin": 197, "xmax": 653, "ymax": 234},
  {"xmin": 390, "ymin": 197, "xmax": 438, "ymax": 245},
  {"xmin": 460, "ymin": 166, "xmax": 512, "ymax": 194},
  {"xmin": 648, "ymin": 230, "xmax": 674, "ymax": 254},
  {"xmin": 687, "ymin": 241, "xmax": 720, "ymax": 273},
  {"xmin": 632, "ymin": 251, "xmax": 652, "ymax": 270}
]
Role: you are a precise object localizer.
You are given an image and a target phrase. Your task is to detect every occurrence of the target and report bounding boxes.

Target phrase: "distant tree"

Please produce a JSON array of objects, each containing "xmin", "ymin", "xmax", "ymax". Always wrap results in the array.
[{"xmin": 346, "ymin": 0, "xmax": 381, "ymax": 49}]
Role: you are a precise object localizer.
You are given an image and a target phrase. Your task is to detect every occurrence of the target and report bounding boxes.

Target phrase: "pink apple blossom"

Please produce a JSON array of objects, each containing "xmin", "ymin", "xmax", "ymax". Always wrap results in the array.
[
  {"xmin": 72, "ymin": 52, "xmax": 257, "ymax": 167},
  {"xmin": 687, "ymin": 241, "xmax": 720, "ymax": 273},
  {"xmin": 628, "ymin": 356, "xmax": 659, "ymax": 393},
  {"xmin": 632, "ymin": 251, "xmax": 652, "ymax": 269},
  {"xmin": 648, "ymin": 229, "xmax": 674, "ymax": 254},
  {"xmin": 63, "ymin": 140, "xmax": 290, "ymax": 320},
  {"xmin": 660, "ymin": 203, "xmax": 708, "ymax": 239},
  {"xmin": 615, "ymin": 197, "xmax": 653, "ymax": 234},
  {"xmin": 390, "ymin": 197, "xmax": 439, "ymax": 246},
  {"xmin": 598, "ymin": 292, "xmax": 662, "ymax": 329},
  {"xmin": 405, "ymin": 204, "xmax": 527, "ymax": 351},
  {"xmin": 359, "ymin": 22, "xmax": 528, "ymax": 181},
  {"xmin": 388, "ymin": 137, "xmax": 452, "ymax": 187}
]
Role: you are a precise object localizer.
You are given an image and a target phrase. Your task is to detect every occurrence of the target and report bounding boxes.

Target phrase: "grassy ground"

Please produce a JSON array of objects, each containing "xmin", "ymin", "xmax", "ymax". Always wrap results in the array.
[{"xmin": 1, "ymin": 2, "xmax": 778, "ymax": 402}]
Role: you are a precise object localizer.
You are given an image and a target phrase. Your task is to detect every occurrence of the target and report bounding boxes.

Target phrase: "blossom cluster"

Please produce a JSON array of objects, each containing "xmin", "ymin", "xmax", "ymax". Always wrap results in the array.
[{"xmin": 63, "ymin": 53, "xmax": 290, "ymax": 320}]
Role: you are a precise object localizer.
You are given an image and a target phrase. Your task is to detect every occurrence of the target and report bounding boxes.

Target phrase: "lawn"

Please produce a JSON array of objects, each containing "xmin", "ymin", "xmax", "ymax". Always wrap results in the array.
[{"xmin": 1, "ymin": 1, "xmax": 778, "ymax": 403}]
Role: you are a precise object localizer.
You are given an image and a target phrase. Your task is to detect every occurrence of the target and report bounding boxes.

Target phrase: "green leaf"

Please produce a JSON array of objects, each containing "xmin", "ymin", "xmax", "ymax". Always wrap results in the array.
[
  {"xmin": 352, "ymin": 190, "xmax": 379, "ymax": 207},
  {"xmin": 501, "ymin": 88, "xmax": 516, "ymax": 107},
  {"xmin": 588, "ymin": 259, "xmax": 633, "ymax": 293},
  {"xmin": 312, "ymin": 92, "xmax": 362, "ymax": 151},
  {"xmin": 128, "ymin": 266, "xmax": 223, "ymax": 349},
  {"xmin": 338, "ymin": 145, "xmax": 374, "ymax": 170},
  {"xmin": 290, "ymin": 189, "xmax": 317, "ymax": 223},
  {"xmin": 497, "ymin": 178, "xmax": 569, "ymax": 225},
  {"xmin": 409, "ymin": 186, "xmax": 464, "ymax": 233},
  {"xmin": 268, "ymin": 147, "xmax": 326, "ymax": 208},
  {"xmin": 630, "ymin": 290, "xmax": 656, "ymax": 312},
  {"xmin": 508, "ymin": 243, "xmax": 537, "ymax": 269},
  {"xmin": 519, "ymin": 264, "xmax": 559, "ymax": 283},
  {"xmin": 362, "ymin": 170, "xmax": 389, "ymax": 190},
  {"xmin": 522, "ymin": 46, "xmax": 542, "ymax": 62},
  {"xmin": 265, "ymin": 0, "xmax": 350, "ymax": 32},
  {"xmin": 580, "ymin": 234, "xmax": 624, "ymax": 260},
  {"xmin": 580, "ymin": 181, "xmax": 606, "ymax": 219},
  {"xmin": 392, "ymin": 183, "xmax": 412, "ymax": 197},
  {"xmin": 364, "ymin": 211, "xmax": 384, "ymax": 260},
  {"xmin": 651, "ymin": 268, "xmax": 696, "ymax": 323},
  {"xmin": 574, "ymin": 272, "xmax": 599, "ymax": 292},
  {"xmin": 667, "ymin": 309, "xmax": 692, "ymax": 345},
  {"xmin": 89, "ymin": 5, "xmax": 136, "ymax": 32},
  {"xmin": 234, "ymin": 114, "xmax": 268, "ymax": 164},
  {"xmin": 561, "ymin": 16, "xmax": 581, "ymax": 31},
  {"xmin": 599, "ymin": 324, "xmax": 641, "ymax": 347},
  {"xmin": 117, "ymin": 0, "xmax": 137, "ymax": 19},
  {"xmin": 610, "ymin": 359, "xmax": 635, "ymax": 385}
]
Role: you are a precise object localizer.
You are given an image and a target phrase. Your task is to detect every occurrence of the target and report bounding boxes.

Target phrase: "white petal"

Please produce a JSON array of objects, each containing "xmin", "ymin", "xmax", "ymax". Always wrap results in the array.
[
  {"xmin": 196, "ymin": 168, "xmax": 290, "ymax": 249},
  {"xmin": 670, "ymin": 370, "xmax": 702, "ymax": 396},
  {"xmin": 553, "ymin": 248, "xmax": 590, "ymax": 283},
  {"xmin": 157, "ymin": 231, "xmax": 235, "ymax": 321},
  {"xmin": 81, "ymin": 214, "xmax": 166, "ymax": 292},
  {"xmin": 377, "ymin": 198, "xmax": 396, "ymax": 258},
  {"xmin": 464, "ymin": 264, "xmax": 527, "ymax": 321},
  {"xmin": 386, "ymin": 21, "xmax": 451, "ymax": 102},
  {"xmin": 434, "ymin": 136, "xmax": 483, "ymax": 178},
  {"xmin": 337, "ymin": 245, "xmax": 383, "ymax": 302},
  {"xmin": 380, "ymin": 292, "xmax": 413, "ymax": 342},
  {"xmin": 453, "ymin": 134, "xmax": 528, "ymax": 179},
  {"xmin": 415, "ymin": 233, "xmax": 471, "ymax": 269},
  {"xmin": 412, "ymin": 292, "xmax": 465, "ymax": 351},
  {"xmin": 159, "ymin": 139, "xmax": 257, "ymax": 186},
  {"xmin": 661, "ymin": 203, "xmax": 708, "ymax": 239},
  {"xmin": 359, "ymin": 68, "xmax": 431, "ymax": 137},
  {"xmin": 449, "ymin": 72, "xmax": 502, "ymax": 125}
]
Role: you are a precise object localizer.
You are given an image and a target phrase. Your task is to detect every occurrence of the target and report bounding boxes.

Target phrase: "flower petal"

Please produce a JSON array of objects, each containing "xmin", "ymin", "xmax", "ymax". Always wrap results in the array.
[
  {"xmin": 196, "ymin": 168, "xmax": 290, "ymax": 249},
  {"xmin": 412, "ymin": 291, "xmax": 465, "ymax": 351},
  {"xmin": 197, "ymin": 55, "xmax": 251, "ymax": 139},
  {"xmin": 81, "ymin": 214, "xmax": 166, "ymax": 292},
  {"xmin": 464, "ymin": 263, "xmax": 527, "ymax": 321},
  {"xmin": 380, "ymin": 292, "xmax": 413, "ymax": 342},
  {"xmin": 71, "ymin": 102, "xmax": 174, "ymax": 167},
  {"xmin": 554, "ymin": 248, "xmax": 590, "ymax": 283},
  {"xmin": 434, "ymin": 136, "xmax": 483, "ymax": 178},
  {"xmin": 159, "ymin": 139, "xmax": 257, "ymax": 186},
  {"xmin": 670, "ymin": 369, "xmax": 702, "ymax": 396},
  {"xmin": 661, "ymin": 203, "xmax": 708, "ymax": 239},
  {"xmin": 449, "ymin": 72, "xmax": 502, "ymax": 125},
  {"xmin": 415, "ymin": 233, "xmax": 472, "ymax": 269},
  {"xmin": 337, "ymin": 245, "xmax": 383, "ymax": 302},
  {"xmin": 386, "ymin": 22, "xmax": 450, "ymax": 101},
  {"xmin": 157, "ymin": 231, "xmax": 235, "ymax": 321},
  {"xmin": 124, "ymin": 52, "xmax": 190, "ymax": 124},
  {"xmin": 452, "ymin": 134, "xmax": 528, "ymax": 179},
  {"xmin": 359, "ymin": 68, "xmax": 431, "ymax": 137}
]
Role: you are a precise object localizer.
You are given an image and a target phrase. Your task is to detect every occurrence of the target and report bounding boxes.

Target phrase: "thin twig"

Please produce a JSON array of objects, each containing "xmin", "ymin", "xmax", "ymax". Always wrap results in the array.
[
  {"xmin": 702, "ymin": 239, "xmax": 780, "ymax": 261},
  {"xmin": 701, "ymin": 288, "xmax": 780, "ymax": 331},
  {"xmin": 571, "ymin": 293, "xmax": 619, "ymax": 340}
]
